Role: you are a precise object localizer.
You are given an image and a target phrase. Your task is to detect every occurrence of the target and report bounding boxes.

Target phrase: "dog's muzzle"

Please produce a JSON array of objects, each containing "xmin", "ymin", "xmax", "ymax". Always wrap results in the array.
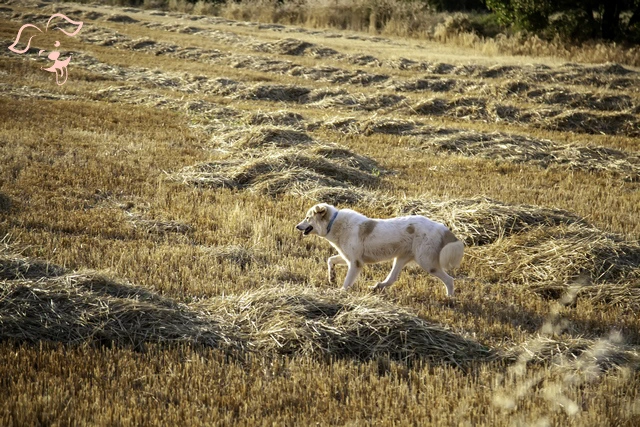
[{"xmin": 296, "ymin": 224, "xmax": 313, "ymax": 235}]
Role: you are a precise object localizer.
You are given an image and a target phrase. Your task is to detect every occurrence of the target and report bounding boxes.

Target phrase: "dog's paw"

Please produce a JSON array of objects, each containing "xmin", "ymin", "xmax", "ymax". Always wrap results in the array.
[{"xmin": 370, "ymin": 283, "xmax": 387, "ymax": 293}]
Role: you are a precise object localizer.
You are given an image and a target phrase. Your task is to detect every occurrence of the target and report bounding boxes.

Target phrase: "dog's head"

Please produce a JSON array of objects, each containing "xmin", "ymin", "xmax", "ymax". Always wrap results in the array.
[{"xmin": 295, "ymin": 203, "xmax": 335, "ymax": 237}]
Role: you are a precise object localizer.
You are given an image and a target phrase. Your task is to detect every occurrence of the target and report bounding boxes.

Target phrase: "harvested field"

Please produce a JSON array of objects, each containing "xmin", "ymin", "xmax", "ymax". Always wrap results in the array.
[{"xmin": 1, "ymin": 1, "xmax": 639, "ymax": 425}]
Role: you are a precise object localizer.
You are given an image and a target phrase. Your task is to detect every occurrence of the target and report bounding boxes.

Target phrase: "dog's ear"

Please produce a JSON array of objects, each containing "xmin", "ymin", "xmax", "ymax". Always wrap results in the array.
[
  {"xmin": 46, "ymin": 13, "xmax": 83, "ymax": 37},
  {"xmin": 314, "ymin": 205, "xmax": 327, "ymax": 217},
  {"xmin": 8, "ymin": 24, "xmax": 43, "ymax": 54}
]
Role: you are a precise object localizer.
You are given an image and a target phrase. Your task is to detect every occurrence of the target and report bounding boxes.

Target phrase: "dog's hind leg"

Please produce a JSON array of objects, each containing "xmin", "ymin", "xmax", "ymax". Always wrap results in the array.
[
  {"xmin": 371, "ymin": 256, "xmax": 412, "ymax": 292},
  {"xmin": 327, "ymin": 255, "xmax": 346, "ymax": 284},
  {"xmin": 431, "ymin": 269, "xmax": 455, "ymax": 297},
  {"xmin": 342, "ymin": 261, "xmax": 362, "ymax": 290}
]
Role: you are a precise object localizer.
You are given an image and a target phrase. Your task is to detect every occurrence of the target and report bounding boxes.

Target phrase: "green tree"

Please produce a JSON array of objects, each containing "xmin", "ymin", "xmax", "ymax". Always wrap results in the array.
[{"xmin": 486, "ymin": 0, "xmax": 640, "ymax": 41}]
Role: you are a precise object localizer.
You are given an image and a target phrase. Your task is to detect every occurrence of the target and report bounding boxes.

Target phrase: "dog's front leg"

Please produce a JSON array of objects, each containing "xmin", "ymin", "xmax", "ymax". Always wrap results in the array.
[
  {"xmin": 342, "ymin": 261, "xmax": 362, "ymax": 290},
  {"xmin": 327, "ymin": 255, "xmax": 346, "ymax": 284},
  {"xmin": 371, "ymin": 256, "xmax": 412, "ymax": 292}
]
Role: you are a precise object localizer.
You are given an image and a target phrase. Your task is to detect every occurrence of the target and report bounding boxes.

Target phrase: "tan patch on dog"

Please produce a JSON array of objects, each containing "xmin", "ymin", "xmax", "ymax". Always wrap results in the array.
[
  {"xmin": 443, "ymin": 229, "xmax": 458, "ymax": 245},
  {"xmin": 406, "ymin": 224, "xmax": 415, "ymax": 234},
  {"xmin": 311, "ymin": 205, "xmax": 327, "ymax": 217},
  {"xmin": 439, "ymin": 230, "xmax": 459, "ymax": 254},
  {"xmin": 359, "ymin": 220, "xmax": 377, "ymax": 240}
]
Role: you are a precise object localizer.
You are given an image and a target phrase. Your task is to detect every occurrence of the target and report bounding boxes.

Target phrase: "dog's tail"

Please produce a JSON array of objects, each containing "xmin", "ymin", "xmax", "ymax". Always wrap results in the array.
[{"xmin": 439, "ymin": 234, "xmax": 464, "ymax": 272}]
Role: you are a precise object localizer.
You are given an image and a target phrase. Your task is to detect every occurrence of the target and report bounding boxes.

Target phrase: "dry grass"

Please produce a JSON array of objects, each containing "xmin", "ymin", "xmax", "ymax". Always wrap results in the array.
[{"xmin": 1, "ymin": 1, "xmax": 640, "ymax": 425}]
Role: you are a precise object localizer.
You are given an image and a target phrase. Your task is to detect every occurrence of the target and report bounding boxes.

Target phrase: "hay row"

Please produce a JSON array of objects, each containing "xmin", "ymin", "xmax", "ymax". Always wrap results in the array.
[
  {"xmin": 0, "ymin": 270, "xmax": 226, "ymax": 349},
  {"xmin": 205, "ymin": 124, "xmax": 384, "ymax": 174},
  {"xmin": 415, "ymin": 128, "xmax": 640, "ymax": 180},
  {"xmin": 387, "ymin": 60, "xmax": 639, "ymax": 90},
  {"xmin": 9, "ymin": 29, "xmax": 631, "ymax": 132},
  {"xmin": 0, "ymin": 254, "xmax": 493, "ymax": 365},
  {"xmin": 393, "ymin": 198, "xmax": 640, "ymax": 306},
  {"xmin": 472, "ymin": 225, "xmax": 640, "ymax": 303},
  {"xmin": 172, "ymin": 148, "xmax": 382, "ymax": 204},
  {"xmin": 21, "ymin": 3, "xmax": 639, "ymax": 97},
  {"xmin": 198, "ymin": 286, "xmax": 495, "ymax": 365},
  {"xmin": 0, "ymin": 82, "xmax": 79, "ymax": 102},
  {"xmin": 507, "ymin": 84, "xmax": 635, "ymax": 112},
  {"xmin": 410, "ymin": 96, "xmax": 640, "ymax": 137},
  {"xmin": 130, "ymin": 12, "xmax": 640, "ymax": 92},
  {"xmin": 3, "ymin": 252, "xmax": 638, "ymax": 367},
  {"xmin": 73, "ymin": 22, "xmax": 639, "ymax": 117},
  {"xmin": 78, "ymin": 27, "xmax": 387, "ymax": 88},
  {"xmin": 172, "ymin": 122, "xmax": 388, "ymax": 204},
  {"xmin": 210, "ymin": 125, "xmax": 314, "ymax": 149}
]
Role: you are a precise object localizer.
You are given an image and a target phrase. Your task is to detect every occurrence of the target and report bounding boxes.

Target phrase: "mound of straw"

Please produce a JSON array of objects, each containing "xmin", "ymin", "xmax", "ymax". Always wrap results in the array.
[
  {"xmin": 395, "ymin": 197, "xmax": 586, "ymax": 246},
  {"xmin": 312, "ymin": 93, "xmax": 406, "ymax": 111},
  {"xmin": 1, "ymin": 254, "xmax": 494, "ymax": 365},
  {"xmin": 419, "ymin": 129, "xmax": 640, "ymax": 180},
  {"xmin": 413, "ymin": 97, "xmax": 488, "ymax": 119},
  {"xmin": 173, "ymin": 140, "xmax": 384, "ymax": 201},
  {"xmin": 546, "ymin": 111, "xmax": 639, "ymax": 137},
  {"xmin": 473, "ymin": 225, "xmax": 640, "ymax": 303},
  {"xmin": 387, "ymin": 78, "xmax": 457, "ymax": 93},
  {"xmin": 198, "ymin": 286, "xmax": 495, "ymax": 365},
  {"xmin": 0, "ymin": 265, "xmax": 226, "ymax": 349},
  {"xmin": 292, "ymin": 186, "xmax": 383, "ymax": 206},
  {"xmin": 360, "ymin": 118, "xmax": 418, "ymax": 135},
  {"xmin": 236, "ymin": 84, "xmax": 311, "ymax": 103},
  {"xmin": 247, "ymin": 111, "xmax": 305, "ymax": 127},
  {"xmin": 254, "ymin": 38, "xmax": 340, "ymax": 58},
  {"xmin": 215, "ymin": 126, "xmax": 314, "ymax": 149},
  {"xmin": 178, "ymin": 149, "xmax": 377, "ymax": 188}
]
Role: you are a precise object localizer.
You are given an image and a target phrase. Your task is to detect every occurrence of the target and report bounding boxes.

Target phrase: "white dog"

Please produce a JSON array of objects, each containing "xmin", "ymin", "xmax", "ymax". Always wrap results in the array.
[{"xmin": 295, "ymin": 203, "xmax": 464, "ymax": 296}]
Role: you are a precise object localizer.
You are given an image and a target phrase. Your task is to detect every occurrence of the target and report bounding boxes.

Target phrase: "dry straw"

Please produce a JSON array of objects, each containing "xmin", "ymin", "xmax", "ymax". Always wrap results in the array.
[
  {"xmin": 174, "ymin": 149, "xmax": 379, "ymax": 194},
  {"xmin": 173, "ymin": 123, "xmax": 387, "ymax": 204},
  {"xmin": 511, "ymin": 334, "xmax": 639, "ymax": 371},
  {"xmin": 472, "ymin": 225, "xmax": 640, "ymax": 305},
  {"xmin": 419, "ymin": 129, "xmax": 640, "ymax": 180},
  {"xmin": 198, "ymin": 286, "xmax": 496, "ymax": 365},
  {"xmin": 394, "ymin": 198, "xmax": 640, "ymax": 306},
  {"xmin": 1, "ymin": 254, "xmax": 494, "ymax": 365},
  {"xmin": 0, "ymin": 259, "xmax": 226, "ymax": 349}
]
